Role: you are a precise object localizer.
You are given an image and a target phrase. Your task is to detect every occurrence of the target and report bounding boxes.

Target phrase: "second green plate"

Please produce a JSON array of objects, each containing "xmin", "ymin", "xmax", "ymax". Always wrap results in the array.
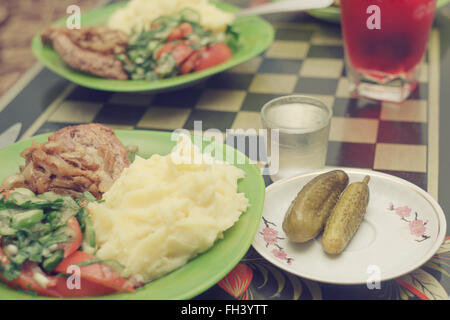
[{"xmin": 31, "ymin": 1, "xmax": 274, "ymax": 92}]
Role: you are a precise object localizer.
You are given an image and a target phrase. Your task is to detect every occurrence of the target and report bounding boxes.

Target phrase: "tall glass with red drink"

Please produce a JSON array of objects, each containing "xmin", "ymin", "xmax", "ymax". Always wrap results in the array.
[{"xmin": 340, "ymin": 0, "xmax": 436, "ymax": 102}]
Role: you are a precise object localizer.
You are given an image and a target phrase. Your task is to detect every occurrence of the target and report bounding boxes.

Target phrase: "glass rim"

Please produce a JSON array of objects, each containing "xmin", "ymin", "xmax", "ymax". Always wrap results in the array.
[{"xmin": 260, "ymin": 95, "xmax": 333, "ymax": 134}]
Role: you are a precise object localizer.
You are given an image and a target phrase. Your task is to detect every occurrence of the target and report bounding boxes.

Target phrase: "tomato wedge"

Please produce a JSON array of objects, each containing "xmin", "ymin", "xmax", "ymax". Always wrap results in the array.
[
  {"xmin": 167, "ymin": 22, "xmax": 194, "ymax": 41},
  {"xmin": 4, "ymin": 263, "xmax": 64, "ymax": 297},
  {"xmin": 156, "ymin": 42, "xmax": 194, "ymax": 66},
  {"xmin": 194, "ymin": 43, "xmax": 233, "ymax": 72},
  {"xmin": 55, "ymin": 251, "xmax": 134, "ymax": 293},
  {"xmin": 0, "ymin": 247, "xmax": 116, "ymax": 297},
  {"xmin": 0, "ymin": 243, "xmax": 62, "ymax": 297},
  {"xmin": 51, "ymin": 276, "xmax": 116, "ymax": 297},
  {"xmin": 59, "ymin": 216, "xmax": 82, "ymax": 258},
  {"xmin": 170, "ymin": 43, "xmax": 195, "ymax": 66},
  {"xmin": 180, "ymin": 50, "xmax": 201, "ymax": 75},
  {"xmin": 1, "ymin": 243, "xmax": 132, "ymax": 297},
  {"xmin": 156, "ymin": 42, "xmax": 176, "ymax": 60}
]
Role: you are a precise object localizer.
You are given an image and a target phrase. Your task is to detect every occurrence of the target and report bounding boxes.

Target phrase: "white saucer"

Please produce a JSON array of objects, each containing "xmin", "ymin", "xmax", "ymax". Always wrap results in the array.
[{"xmin": 252, "ymin": 168, "xmax": 447, "ymax": 285}]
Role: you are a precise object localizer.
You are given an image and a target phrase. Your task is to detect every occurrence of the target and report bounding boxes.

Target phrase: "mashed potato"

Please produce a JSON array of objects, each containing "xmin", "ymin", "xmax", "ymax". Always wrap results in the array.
[
  {"xmin": 108, "ymin": 0, "xmax": 235, "ymax": 34},
  {"xmin": 87, "ymin": 135, "xmax": 248, "ymax": 282}
]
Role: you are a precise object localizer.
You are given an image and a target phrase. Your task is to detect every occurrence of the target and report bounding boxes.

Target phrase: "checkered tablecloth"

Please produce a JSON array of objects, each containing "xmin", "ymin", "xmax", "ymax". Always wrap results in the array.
[
  {"xmin": 29, "ymin": 19, "xmax": 431, "ymax": 192},
  {"xmin": 0, "ymin": 6, "xmax": 448, "ymax": 300}
]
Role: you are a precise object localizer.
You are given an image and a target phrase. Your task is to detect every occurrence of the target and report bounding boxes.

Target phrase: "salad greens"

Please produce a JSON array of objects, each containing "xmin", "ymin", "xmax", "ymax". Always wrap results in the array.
[
  {"xmin": 116, "ymin": 8, "xmax": 239, "ymax": 81},
  {"xmin": 0, "ymin": 188, "xmax": 97, "ymax": 280},
  {"xmin": 76, "ymin": 192, "xmax": 97, "ymax": 255}
]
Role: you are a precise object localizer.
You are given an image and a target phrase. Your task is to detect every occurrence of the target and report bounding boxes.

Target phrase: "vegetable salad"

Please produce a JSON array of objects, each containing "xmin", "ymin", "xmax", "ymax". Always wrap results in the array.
[
  {"xmin": 0, "ymin": 188, "xmax": 135, "ymax": 297},
  {"xmin": 116, "ymin": 9, "xmax": 238, "ymax": 81}
]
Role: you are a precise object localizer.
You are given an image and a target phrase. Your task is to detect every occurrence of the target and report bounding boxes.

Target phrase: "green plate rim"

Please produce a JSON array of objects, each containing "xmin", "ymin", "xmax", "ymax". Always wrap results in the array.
[
  {"xmin": 31, "ymin": 1, "xmax": 274, "ymax": 92},
  {"xmin": 307, "ymin": 0, "xmax": 450, "ymax": 24},
  {"xmin": 0, "ymin": 129, "xmax": 266, "ymax": 300}
]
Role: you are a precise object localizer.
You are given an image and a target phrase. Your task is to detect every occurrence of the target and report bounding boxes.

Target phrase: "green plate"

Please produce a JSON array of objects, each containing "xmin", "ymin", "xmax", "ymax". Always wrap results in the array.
[
  {"xmin": 0, "ymin": 130, "xmax": 266, "ymax": 299},
  {"xmin": 31, "ymin": 1, "xmax": 274, "ymax": 93},
  {"xmin": 307, "ymin": 0, "xmax": 450, "ymax": 24}
]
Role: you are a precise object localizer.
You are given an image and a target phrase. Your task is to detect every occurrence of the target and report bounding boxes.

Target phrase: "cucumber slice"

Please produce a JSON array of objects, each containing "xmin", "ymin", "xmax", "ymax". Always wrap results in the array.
[
  {"xmin": 37, "ymin": 192, "xmax": 60, "ymax": 202},
  {"xmin": 9, "ymin": 192, "xmax": 49, "ymax": 208},
  {"xmin": 11, "ymin": 209, "xmax": 44, "ymax": 229},
  {"xmin": 42, "ymin": 249, "xmax": 64, "ymax": 272},
  {"xmin": 0, "ymin": 225, "xmax": 16, "ymax": 236},
  {"xmin": 12, "ymin": 188, "xmax": 35, "ymax": 198}
]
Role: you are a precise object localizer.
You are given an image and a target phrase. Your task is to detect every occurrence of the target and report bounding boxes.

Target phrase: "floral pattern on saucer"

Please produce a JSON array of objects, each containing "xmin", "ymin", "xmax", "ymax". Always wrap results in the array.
[
  {"xmin": 259, "ymin": 217, "xmax": 294, "ymax": 265},
  {"xmin": 388, "ymin": 202, "xmax": 431, "ymax": 242}
]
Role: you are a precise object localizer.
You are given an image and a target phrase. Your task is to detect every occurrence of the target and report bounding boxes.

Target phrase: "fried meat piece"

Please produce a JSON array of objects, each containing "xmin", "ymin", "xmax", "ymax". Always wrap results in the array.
[
  {"xmin": 4, "ymin": 124, "xmax": 130, "ymax": 199},
  {"xmin": 41, "ymin": 26, "xmax": 129, "ymax": 80}
]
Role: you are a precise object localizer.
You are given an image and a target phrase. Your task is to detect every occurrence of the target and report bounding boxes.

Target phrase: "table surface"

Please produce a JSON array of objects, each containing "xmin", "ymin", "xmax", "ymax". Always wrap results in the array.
[{"xmin": 0, "ymin": 1, "xmax": 450, "ymax": 300}]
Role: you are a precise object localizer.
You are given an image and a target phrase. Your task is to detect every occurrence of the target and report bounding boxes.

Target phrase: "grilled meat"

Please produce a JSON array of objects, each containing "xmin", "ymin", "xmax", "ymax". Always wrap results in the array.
[
  {"xmin": 41, "ymin": 26, "xmax": 129, "ymax": 80},
  {"xmin": 3, "ymin": 124, "xmax": 130, "ymax": 199}
]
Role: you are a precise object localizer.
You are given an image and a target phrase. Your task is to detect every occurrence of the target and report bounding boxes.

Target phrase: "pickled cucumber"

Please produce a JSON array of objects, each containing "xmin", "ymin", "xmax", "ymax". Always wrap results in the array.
[
  {"xmin": 322, "ymin": 175, "xmax": 370, "ymax": 254},
  {"xmin": 282, "ymin": 170, "xmax": 349, "ymax": 243}
]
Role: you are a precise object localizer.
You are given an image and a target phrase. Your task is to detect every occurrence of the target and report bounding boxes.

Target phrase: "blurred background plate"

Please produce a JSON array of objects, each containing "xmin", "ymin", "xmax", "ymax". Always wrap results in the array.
[
  {"xmin": 307, "ymin": 0, "xmax": 450, "ymax": 24},
  {"xmin": 31, "ymin": 1, "xmax": 274, "ymax": 93}
]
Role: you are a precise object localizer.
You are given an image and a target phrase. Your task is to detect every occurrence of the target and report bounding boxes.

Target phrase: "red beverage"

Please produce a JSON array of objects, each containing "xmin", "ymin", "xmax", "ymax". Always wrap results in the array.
[{"xmin": 340, "ymin": 0, "xmax": 436, "ymax": 101}]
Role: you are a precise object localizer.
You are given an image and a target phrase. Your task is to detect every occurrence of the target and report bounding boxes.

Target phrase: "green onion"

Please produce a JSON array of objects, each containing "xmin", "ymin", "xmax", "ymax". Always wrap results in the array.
[
  {"xmin": 9, "ymin": 252, "xmax": 27, "ymax": 266},
  {"xmin": 79, "ymin": 208, "xmax": 97, "ymax": 255},
  {"xmin": 42, "ymin": 249, "xmax": 64, "ymax": 272},
  {"xmin": 0, "ymin": 263, "xmax": 21, "ymax": 281}
]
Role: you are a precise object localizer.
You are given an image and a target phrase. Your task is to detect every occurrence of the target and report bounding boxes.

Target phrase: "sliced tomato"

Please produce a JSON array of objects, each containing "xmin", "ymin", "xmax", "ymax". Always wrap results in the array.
[
  {"xmin": 51, "ymin": 276, "xmax": 116, "ymax": 297},
  {"xmin": 59, "ymin": 216, "xmax": 82, "ymax": 258},
  {"xmin": 170, "ymin": 43, "xmax": 195, "ymax": 66},
  {"xmin": 5, "ymin": 263, "xmax": 63, "ymax": 297},
  {"xmin": 167, "ymin": 22, "xmax": 194, "ymax": 41},
  {"xmin": 156, "ymin": 42, "xmax": 195, "ymax": 66},
  {"xmin": 3, "ymin": 268, "xmax": 116, "ymax": 298},
  {"xmin": 194, "ymin": 43, "xmax": 233, "ymax": 72},
  {"xmin": 55, "ymin": 251, "xmax": 134, "ymax": 293},
  {"xmin": 0, "ymin": 248, "xmax": 62, "ymax": 298},
  {"xmin": 0, "ymin": 241, "xmax": 117, "ymax": 297},
  {"xmin": 180, "ymin": 50, "xmax": 201, "ymax": 75},
  {"xmin": 156, "ymin": 42, "xmax": 176, "ymax": 60},
  {"xmin": 0, "ymin": 240, "xmax": 62, "ymax": 297}
]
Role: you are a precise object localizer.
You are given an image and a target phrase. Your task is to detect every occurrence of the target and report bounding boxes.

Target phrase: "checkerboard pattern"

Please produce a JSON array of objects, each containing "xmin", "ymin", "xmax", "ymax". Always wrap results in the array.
[{"xmin": 31, "ymin": 21, "xmax": 430, "ymax": 190}]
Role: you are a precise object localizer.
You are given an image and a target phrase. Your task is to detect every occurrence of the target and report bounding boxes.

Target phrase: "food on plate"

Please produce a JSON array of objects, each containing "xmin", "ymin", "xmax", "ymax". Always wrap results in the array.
[
  {"xmin": 87, "ymin": 134, "xmax": 249, "ymax": 283},
  {"xmin": 2, "ymin": 124, "xmax": 130, "ymax": 200},
  {"xmin": 0, "ymin": 188, "xmax": 135, "ymax": 297},
  {"xmin": 41, "ymin": 26, "xmax": 129, "ymax": 80},
  {"xmin": 108, "ymin": 0, "xmax": 234, "ymax": 34},
  {"xmin": 117, "ymin": 9, "xmax": 236, "ymax": 81},
  {"xmin": 322, "ymin": 176, "xmax": 370, "ymax": 254},
  {"xmin": 0, "ymin": 127, "xmax": 249, "ymax": 297},
  {"xmin": 40, "ymin": 0, "xmax": 238, "ymax": 81},
  {"xmin": 282, "ymin": 170, "xmax": 349, "ymax": 243}
]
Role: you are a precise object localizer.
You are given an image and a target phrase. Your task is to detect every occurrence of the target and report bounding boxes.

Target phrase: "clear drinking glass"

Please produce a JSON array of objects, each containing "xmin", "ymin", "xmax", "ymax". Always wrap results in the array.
[
  {"xmin": 340, "ymin": 0, "xmax": 436, "ymax": 102},
  {"xmin": 261, "ymin": 95, "xmax": 332, "ymax": 182}
]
